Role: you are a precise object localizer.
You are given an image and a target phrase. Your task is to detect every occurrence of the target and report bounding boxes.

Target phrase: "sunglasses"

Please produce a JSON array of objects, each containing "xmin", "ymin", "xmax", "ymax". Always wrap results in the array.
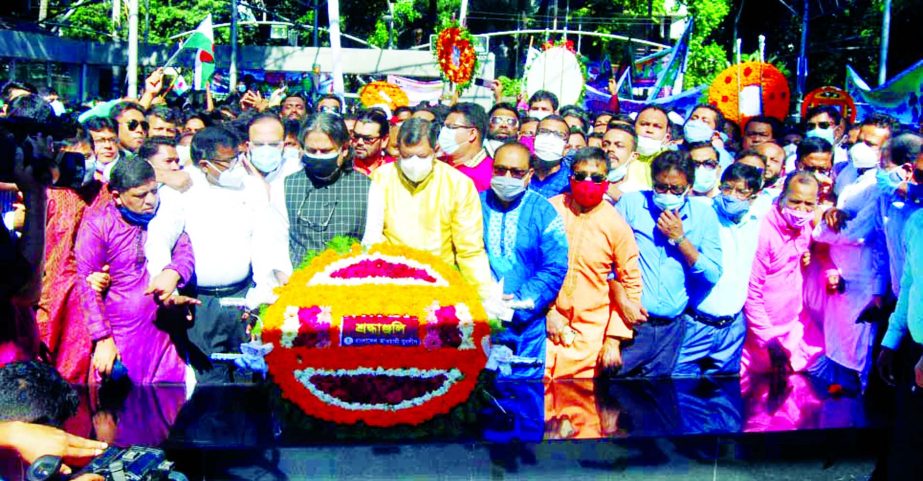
[
  {"xmin": 490, "ymin": 117, "xmax": 519, "ymax": 127},
  {"xmin": 493, "ymin": 166, "xmax": 530, "ymax": 179},
  {"xmin": 126, "ymin": 119, "xmax": 150, "ymax": 132},
  {"xmin": 806, "ymin": 121, "xmax": 833, "ymax": 130},
  {"xmin": 352, "ymin": 134, "xmax": 381, "ymax": 143},
  {"xmin": 653, "ymin": 183, "xmax": 688, "ymax": 195},
  {"xmin": 572, "ymin": 171, "xmax": 606, "ymax": 183}
]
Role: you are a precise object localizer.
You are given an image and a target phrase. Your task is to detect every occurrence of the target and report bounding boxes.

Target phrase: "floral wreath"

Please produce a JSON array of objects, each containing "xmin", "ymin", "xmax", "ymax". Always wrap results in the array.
[
  {"xmin": 707, "ymin": 61, "xmax": 790, "ymax": 125},
  {"xmin": 521, "ymin": 39, "xmax": 588, "ymax": 104},
  {"xmin": 359, "ymin": 81, "xmax": 410, "ymax": 111},
  {"xmin": 433, "ymin": 23, "xmax": 479, "ymax": 94},
  {"xmin": 260, "ymin": 240, "xmax": 490, "ymax": 427}
]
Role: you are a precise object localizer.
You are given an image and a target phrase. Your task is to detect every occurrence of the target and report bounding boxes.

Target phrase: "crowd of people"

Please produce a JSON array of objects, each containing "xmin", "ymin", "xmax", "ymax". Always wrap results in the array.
[{"xmin": 1, "ymin": 67, "xmax": 922, "ymax": 393}]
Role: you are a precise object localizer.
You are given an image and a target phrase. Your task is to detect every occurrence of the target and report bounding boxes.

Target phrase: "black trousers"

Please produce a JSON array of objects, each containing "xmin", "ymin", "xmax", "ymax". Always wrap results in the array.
[
  {"xmin": 884, "ymin": 342, "xmax": 923, "ymax": 481},
  {"xmin": 182, "ymin": 283, "xmax": 251, "ymax": 385}
]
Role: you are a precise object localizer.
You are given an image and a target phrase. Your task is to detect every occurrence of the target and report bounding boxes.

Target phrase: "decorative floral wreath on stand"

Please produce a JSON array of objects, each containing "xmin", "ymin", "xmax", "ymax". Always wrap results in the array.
[
  {"xmin": 521, "ymin": 39, "xmax": 589, "ymax": 105},
  {"xmin": 359, "ymin": 81, "xmax": 410, "ymax": 111},
  {"xmin": 260, "ymin": 239, "xmax": 491, "ymax": 428},
  {"xmin": 433, "ymin": 23, "xmax": 479, "ymax": 94},
  {"xmin": 707, "ymin": 61, "xmax": 790, "ymax": 126}
]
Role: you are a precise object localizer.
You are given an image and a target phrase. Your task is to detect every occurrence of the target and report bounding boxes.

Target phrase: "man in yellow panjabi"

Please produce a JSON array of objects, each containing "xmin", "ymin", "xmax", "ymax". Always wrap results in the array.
[{"xmin": 364, "ymin": 117, "xmax": 493, "ymax": 301}]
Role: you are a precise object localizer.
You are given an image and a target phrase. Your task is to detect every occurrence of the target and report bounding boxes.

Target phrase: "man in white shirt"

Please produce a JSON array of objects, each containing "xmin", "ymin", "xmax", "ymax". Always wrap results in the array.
[{"xmin": 183, "ymin": 126, "xmax": 279, "ymax": 383}]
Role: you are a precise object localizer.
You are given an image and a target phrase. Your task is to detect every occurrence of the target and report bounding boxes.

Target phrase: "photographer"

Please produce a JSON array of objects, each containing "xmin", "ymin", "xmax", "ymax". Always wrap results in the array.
[{"xmin": 0, "ymin": 361, "xmax": 107, "ymax": 480}]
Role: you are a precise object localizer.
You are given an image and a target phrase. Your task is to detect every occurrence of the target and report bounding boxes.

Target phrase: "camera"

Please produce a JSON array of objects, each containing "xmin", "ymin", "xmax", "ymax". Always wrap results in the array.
[{"xmin": 27, "ymin": 446, "xmax": 187, "ymax": 481}]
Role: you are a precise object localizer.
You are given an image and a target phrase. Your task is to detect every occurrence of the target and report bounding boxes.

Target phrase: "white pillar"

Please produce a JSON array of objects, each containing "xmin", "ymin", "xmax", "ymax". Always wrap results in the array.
[
  {"xmin": 327, "ymin": 0, "xmax": 345, "ymax": 95},
  {"xmin": 459, "ymin": 0, "xmax": 469, "ymax": 27},
  {"xmin": 127, "ymin": 0, "xmax": 139, "ymax": 98}
]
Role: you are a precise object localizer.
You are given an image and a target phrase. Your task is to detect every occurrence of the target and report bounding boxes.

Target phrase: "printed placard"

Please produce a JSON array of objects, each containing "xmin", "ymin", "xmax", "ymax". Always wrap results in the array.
[{"xmin": 341, "ymin": 315, "xmax": 420, "ymax": 347}]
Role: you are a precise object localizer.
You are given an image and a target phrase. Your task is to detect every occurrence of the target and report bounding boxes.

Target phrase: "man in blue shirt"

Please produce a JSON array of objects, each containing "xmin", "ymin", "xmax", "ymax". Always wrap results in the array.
[
  {"xmin": 674, "ymin": 163, "xmax": 765, "ymax": 377},
  {"xmin": 615, "ymin": 150, "xmax": 723, "ymax": 377},
  {"xmin": 481, "ymin": 142, "xmax": 569, "ymax": 379},
  {"xmin": 528, "ymin": 115, "xmax": 573, "ymax": 199}
]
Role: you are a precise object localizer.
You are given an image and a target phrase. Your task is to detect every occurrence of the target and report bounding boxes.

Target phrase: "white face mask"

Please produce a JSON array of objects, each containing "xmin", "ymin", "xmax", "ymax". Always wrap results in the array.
[
  {"xmin": 282, "ymin": 147, "xmax": 300, "ymax": 164},
  {"xmin": 607, "ymin": 162, "xmax": 629, "ymax": 183},
  {"xmin": 209, "ymin": 161, "xmax": 247, "ymax": 189},
  {"xmin": 533, "ymin": 133, "xmax": 566, "ymax": 163},
  {"xmin": 484, "ymin": 139, "xmax": 506, "ymax": 157},
  {"xmin": 438, "ymin": 127, "xmax": 463, "ymax": 156},
  {"xmin": 849, "ymin": 142, "xmax": 880, "ymax": 169},
  {"xmin": 636, "ymin": 135, "xmax": 664, "ymax": 157},
  {"xmin": 399, "ymin": 154, "xmax": 435, "ymax": 183},
  {"xmin": 176, "ymin": 145, "xmax": 192, "ymax": 166},
  {"xmin": 249, "ymin": 145, "xmax": 283, "ymax": 174},
  {"xmin": 529, "ymin": 110, "xmax": 552, "ymax": 121}
]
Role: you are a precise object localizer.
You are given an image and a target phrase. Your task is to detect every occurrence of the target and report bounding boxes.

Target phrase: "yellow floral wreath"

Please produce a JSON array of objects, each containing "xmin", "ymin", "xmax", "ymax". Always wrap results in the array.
[
  {"xmin": 359, "ymin": 81, "xmax": 409, "ymax": 111},
  {"xmin": 708, "ymin": 61, "xmax": 790, "ymax": 125}
]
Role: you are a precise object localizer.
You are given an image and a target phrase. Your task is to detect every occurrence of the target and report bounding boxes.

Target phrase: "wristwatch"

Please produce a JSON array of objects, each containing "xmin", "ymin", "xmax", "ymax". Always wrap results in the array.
[{"xmin": 668, "ymin": 234, "xmax": 685, "ymax": 246}]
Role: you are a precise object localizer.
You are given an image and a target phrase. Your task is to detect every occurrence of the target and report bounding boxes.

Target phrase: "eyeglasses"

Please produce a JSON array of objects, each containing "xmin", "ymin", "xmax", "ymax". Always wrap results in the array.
[
  {"xmin": 92, "ymin": 136, "xmax": 117, "ymax": 146},
  {"xmin": 806, "ymin": 121, "xmax": 833, "ymax": 130},
  {"xmin": 352, "ymin": 134, "xmax": 381, "ymax": 144},
  {"xmin": 536, "ymin": 128, "xmax": 568, "ymax": 141},
  {"xmin": 719, "ymin": 184, "xmax": 754, "ymax": 199},
  {"xmin": 572, "ymin": 171, "xmax": 606, "ymax": 183},
  {"xmin": 494, "ymin": 166, "xmax": 530, "ymax": 179},
  {"xmin": 207, "ymin": 154, "xmax": 240, "ymax": 172},
  {"xmin": 297, "ymin": 195, "xmax": 338, "ymax": 231},
  {"xmin": 490, "ymin": 116, "xmax": 519, "ymax": 127},
  {"xmin": 653, "ymin": 182, "xmax": 689, "ymax": 195},
  {"xmin": 126, "ymin": 119, "xmax": 150, "ymax": 132},
  {"xmin": 444, "ymin": 123, "xmax": 475, "ymax": 130},
  {"xmin": 694, "ymin": 159, "xmax": 720, "ymax": 170}
]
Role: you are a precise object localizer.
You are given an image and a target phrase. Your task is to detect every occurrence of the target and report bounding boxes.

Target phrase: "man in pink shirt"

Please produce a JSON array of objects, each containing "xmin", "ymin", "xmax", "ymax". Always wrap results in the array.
[
  {"xmin": 437, "ymin": 103, "xmax": 493, "ymax": 192},
  {"xmin": 743, "ymin": 171, "xmax": 824, "ymax": 374}
]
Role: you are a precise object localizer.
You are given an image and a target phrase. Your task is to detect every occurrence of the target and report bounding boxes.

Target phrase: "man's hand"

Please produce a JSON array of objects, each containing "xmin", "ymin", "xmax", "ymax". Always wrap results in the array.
[
  {"xmin": 143, "ymin": 68, "xmax": 165, "ymax": 97},
  {"xmin": 823, "ymin": 208, "xmax": 848, "ymax": 233},
  {"xmin": 597, "ymin": 337, "xmax": 622, "ymax": 373},
  {"xmin": 10, "ymin": 202, "xmax": 25, "ymax": 231},
  {"xmin": 145, "ymin": 269, "xmax": 181, "ymax": 303},
  {"xmin": 915, "ymin": 353, "xmax": 923, "ymax": 389},
  {"xmin": 0, "ymin": 421, "xmax": 107, "ymax": 476},
  {"xmin": 608, "ymin": 77, "xmax": 618, "ymax": 96},
  {"xmin": 610, "ymin": 281, "xmax": 647, "ymax": 328},
  {"xmin": 92, "ymin": 337, "xmax": 119, "ymax": 377},
  {"xmin": 491, "ymin": 80, "xmax": 503, "ymax": 103},
  {"xmin": 155, "ymin": 168, "xmax": 192, "ymax": 193},
  {"xmin": 546, "ymin": 309, "xmax": 569, "ymax": 346},
  {"xmin": 801, "ymin": 251, "xmax": 811, "ymax": 268},
  {"xmin": 86, "ymin": 265, "xmax": 111, "ymax": 294},
  {"xmin": 656, "ymin": 209, "xmax": 685, "ymax": 242},
  {"xmin": 878, "ymin": 347, "xmax": 897, "ymax": 386}
]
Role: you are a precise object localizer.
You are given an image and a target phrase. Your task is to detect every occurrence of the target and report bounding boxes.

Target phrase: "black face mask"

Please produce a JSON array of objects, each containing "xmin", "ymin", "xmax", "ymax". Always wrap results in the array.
[{"xmin": 302, "ymin": 152, "xmax": 341, "ymax": 181}]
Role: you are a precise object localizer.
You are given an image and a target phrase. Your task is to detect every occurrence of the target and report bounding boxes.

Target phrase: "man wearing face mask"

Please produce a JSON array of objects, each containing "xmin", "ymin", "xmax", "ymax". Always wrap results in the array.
[
  {"xmin": 479, "ymin": 142, "xmax": 569, "ymax": 380},
  {"xmin": 804, "ymin": 105, "xmax": 848, "ymax": 165},
  {"xmin": 183, "ymin": 126, "xmax": 280, "ymax": 383},
  {"xmin": 246, "ymin": 114, "xmax": 302, "ymax": 223},
  {"xmin": 528, "ymin": 115, "xmax": 572, "ymax": 198},
  {"xmin": 84, "ymin": 117, "xmax": 121, "ymax": 184},
  {"xmin": 485, "ymin": 103, "xmax": 520, "ymax": 158},
  {"xmin": 601, "ymin": 123, "xmax": 642, "ymax": 204},
  {"xmin": 877, "ymin": 135, "xmax": 923, "ymax": 386},
  {"xmin": 631, "ymin": 106, "xmax": 672, "ymax": 190},
  {"xmin": 546, "ymin": 147, "xmax": 643, "ymax": 378},
  {"xmin": 75, "ymin": 157, "xmax": 195, "ymax": 384},
  {"xmin": 794, "ymin": 137, "xmax": 835, "ymax": 208},
  {"xmin": 527, "ymin": 90, "xmax": 558, "ymax": 122},
  {"xmin": 674, "ymin": 163, "xmax": 764, "ymax": 377},
  {"xmin": 687, "ymin": 142, "xmax": 721, "ymax": 198},
  {"xmin": 364, "ymin": 118, "xmax": 493, "ymax": 302},
  {"xmin": 614, "ymin": 151, "xmax": 723, "ymax": 377},
  {"xmin": 683, "ymin": 104, "xmax": 733, "ymax": 168},
  {"xmin": 284, "ymin": 113, "xmax": 370, "ymax": 267},
  {"xmin": 743, "ymin": 172, "xmax": 822, "ymax": 375},
  {"xmin": 438, "ymin": 103, "xmax": 493, "ymax": 192}
]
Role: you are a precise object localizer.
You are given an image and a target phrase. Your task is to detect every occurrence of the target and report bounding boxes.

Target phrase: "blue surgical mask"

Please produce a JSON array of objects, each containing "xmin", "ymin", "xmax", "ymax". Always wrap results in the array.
[
  {"xmin": 683, "ymin": 120, "xmax": 714, "ymax": 144},
  {"xmin": 607, "ymin": 163, "xmax": 629, "ymax": 183},
  {"xmin": 118, "ymin": 202, "xmax": 159, "ymax": 227},
  {"xmin": 692, "ymin": 166, "xmax": 718, "ymax": 194},
  {"xmin": 250, "ymin": 145, "xmax": 284, "ymax": 174},
  {"xmin": 490, "ymin": 175, "xmax": 527, "ymax": 202},
  {"xmin": 652, "ymin": 191, "xmax": 686, "ymax": 212},
  {"xmin": 806, "ymin": 127, "xmax": 836, "ymax": 146},
  {"xmin": 713, "ymin": 194, "xmax": 751, "ymax": 223},
  {"xmin": 876, "ymin": 168, "xmax": 904, "ymax": 197}
]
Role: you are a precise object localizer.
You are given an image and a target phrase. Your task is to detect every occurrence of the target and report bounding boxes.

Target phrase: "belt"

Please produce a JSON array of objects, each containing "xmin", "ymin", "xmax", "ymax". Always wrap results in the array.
[
  {"xmin": 197, "ymin": 277, "xmax": 252, "ymax": 297},
  {"xmin": 686, "ymin": 308, "xmax": 736, "ymax": 328},
  {"xmin": 646, "ymin": 314, "xmax": 679, "ymax": 326}
]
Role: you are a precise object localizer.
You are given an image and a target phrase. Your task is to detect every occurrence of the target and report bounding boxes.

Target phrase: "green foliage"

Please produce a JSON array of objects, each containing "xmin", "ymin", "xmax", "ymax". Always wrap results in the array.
[
  {"xmin": 367, "ymin": 0, "xmax": 422, "ymax": 48},
  {"xmin": 681, "ymin": 0, "xmax": 731, "ymax": 89},
  {"xmin": 496, "ymin": 76, "xmax": 520, "ymax": 98}
]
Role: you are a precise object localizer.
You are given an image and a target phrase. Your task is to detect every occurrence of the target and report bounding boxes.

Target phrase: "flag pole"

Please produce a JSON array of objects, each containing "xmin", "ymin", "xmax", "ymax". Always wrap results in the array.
[{"xmin": 162, "ymin": 43, "xmax": 184, "ymax": 69}]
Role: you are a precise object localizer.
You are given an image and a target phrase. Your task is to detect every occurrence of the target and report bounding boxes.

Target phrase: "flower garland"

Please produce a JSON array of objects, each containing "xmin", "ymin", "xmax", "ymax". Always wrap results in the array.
[
  {"xmin": 359, "ymin": 81, "xmax": 409, "ymax": 111},
  {"xmin": 261, "ymin": 242, "xmax": 490, "ymax": 427},
  {"xmin": 707, "ymin": 61, "xmax": 790, "ymax": 125},
  {"xmin": 433, "ymin": 23, "xmax": 479, "ymax": 94}
]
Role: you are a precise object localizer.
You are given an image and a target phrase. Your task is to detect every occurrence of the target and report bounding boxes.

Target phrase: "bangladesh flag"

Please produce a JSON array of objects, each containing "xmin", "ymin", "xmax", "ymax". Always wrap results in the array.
[{"xmin": 181, "ymin": 15, "xmax": 214, "ymax": 90}]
